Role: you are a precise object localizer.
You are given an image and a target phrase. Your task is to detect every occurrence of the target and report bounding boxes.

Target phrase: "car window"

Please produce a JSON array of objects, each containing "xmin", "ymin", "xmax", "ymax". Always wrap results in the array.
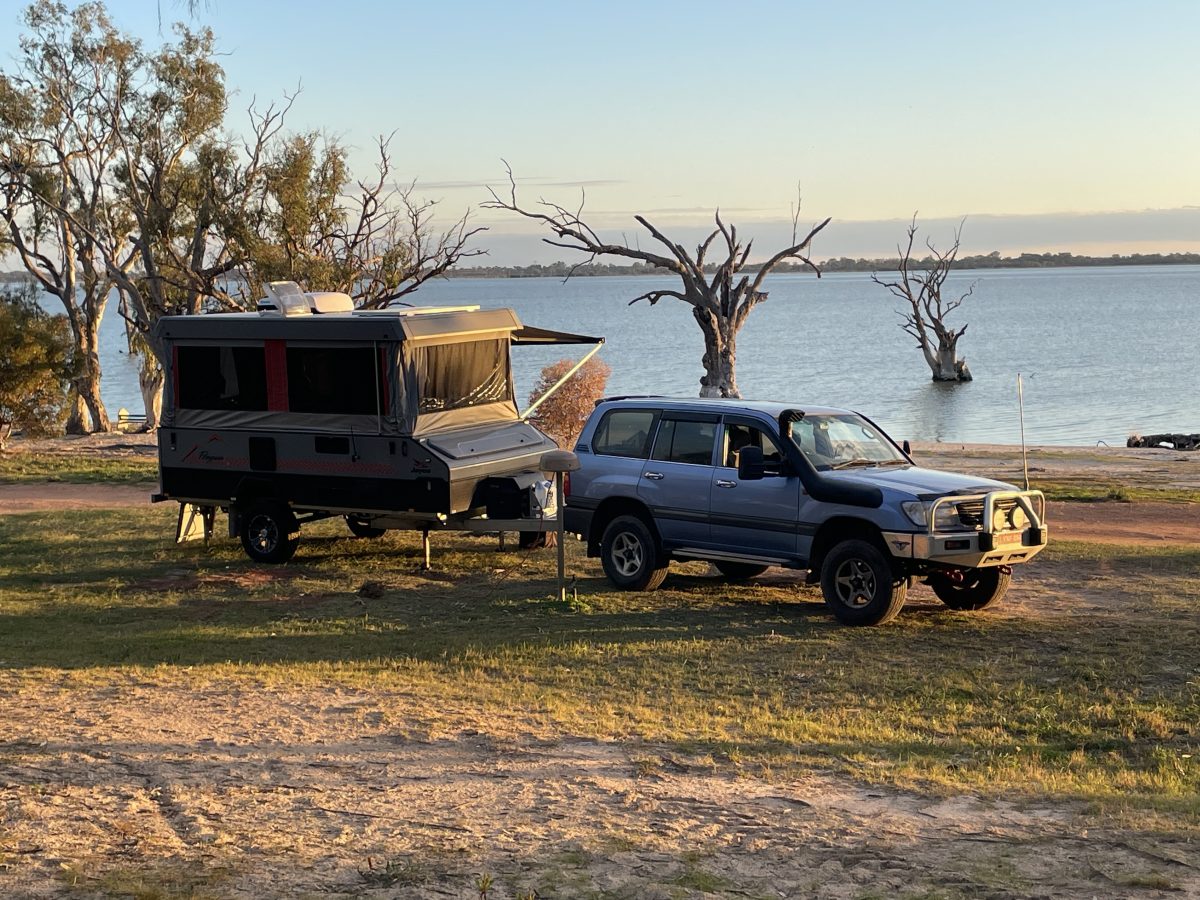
[
  {"xmin": 593, "ymin": 409, "xmax": 656, "ymax": 458},
  {"xmin": 651, "ymin": 419, "xmax": 717, "ymax": 465},
  {"xmin": 722, "ymin": 423, "xmax": 782, "ymax": 468}
]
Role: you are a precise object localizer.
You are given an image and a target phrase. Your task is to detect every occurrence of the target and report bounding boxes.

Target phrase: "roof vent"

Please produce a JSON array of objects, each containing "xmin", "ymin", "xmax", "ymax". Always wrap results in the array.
[
  {"xmin": 306, "ymin": 291, "xmax": 354, "ymax": 313},
  {"xmin": 265, "ymin": 281, "xmax": 312, "ymax": 317}
]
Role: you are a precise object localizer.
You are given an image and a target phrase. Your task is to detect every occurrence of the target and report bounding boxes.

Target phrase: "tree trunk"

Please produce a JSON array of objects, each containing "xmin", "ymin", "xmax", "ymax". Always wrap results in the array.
[
  {"xmin": 695, "ymin": 309, "xmax": 740, "ymax": 398},
  {"xmin": 75, "ymin": 345, "xmax": 111, "ymax": 432},
  {"xmin": 139, "ymin": 360, "xmax": 164, "ymax": 431},
  {"xmin": 64, "ymin": 390, "xmax": 91, "ymax": 434}
]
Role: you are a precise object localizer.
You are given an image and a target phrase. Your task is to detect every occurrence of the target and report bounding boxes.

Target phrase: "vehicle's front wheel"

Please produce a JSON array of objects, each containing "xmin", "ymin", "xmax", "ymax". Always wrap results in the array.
[
  {"xmin": 600, "ymin": 515, "xmax": 668, "ymax": 591},
  {"xmin": 929, "ymin": 567, "xmax": 1011, "ymax": 610},
  {"xmin": 714, "ymin": 562, "xmax": 770, "ymax": 581},
  {"xmin": 345, "ymin": 516, "xmax": 387, "ymax": 539},
  {"xmin": 239, "ymin": 500, "xmax": 300, "ymax": 564},
  {"xmin": 820, "ymin": 539, "xmax": 907, "ymax": 626}
]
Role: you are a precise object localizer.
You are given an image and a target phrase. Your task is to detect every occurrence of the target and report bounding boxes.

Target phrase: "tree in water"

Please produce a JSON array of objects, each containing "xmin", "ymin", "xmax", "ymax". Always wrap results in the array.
[
  {"xmin": 484, "ymin": 165, "xmax": 829, "ymax": 398},
  {"xmin": 873, "ymin": 216, "xmax": 975, "ymax": 382}
]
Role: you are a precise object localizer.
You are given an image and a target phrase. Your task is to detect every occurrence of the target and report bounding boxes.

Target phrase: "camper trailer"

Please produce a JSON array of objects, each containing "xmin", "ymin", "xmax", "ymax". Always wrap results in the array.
[{"xmin": 152, "ymin": 283, "xmax": 602, "ymax": 563}]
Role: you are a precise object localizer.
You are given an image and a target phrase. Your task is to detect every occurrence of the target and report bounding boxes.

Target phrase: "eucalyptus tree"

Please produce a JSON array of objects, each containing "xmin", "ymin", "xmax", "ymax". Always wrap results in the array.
[
  {"xmin": 0, "ymin": 0, "xmax": 137, "ymax": 431},
  {"xmin": 872, "ymin": 217, "xmax": 975, "ymax": 382},
  {"xmin": 484, "ymin": 165, "xmax": 830, "ymax": 398},
  {"xmin": 242, "ymin": 132, "xmax": 486, "ymax": 310}
]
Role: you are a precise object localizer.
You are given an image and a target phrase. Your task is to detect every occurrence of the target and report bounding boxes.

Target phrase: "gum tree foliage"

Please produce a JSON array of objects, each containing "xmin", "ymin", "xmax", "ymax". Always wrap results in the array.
[
  {"xmin": 872, "ymin": 217, "xmax": 976, "ymax": 383},
  {"xmin": 1, "ymin": 1, "xmax": 484, "ymax": 430},
  {"xmin": 485, "ymin": 165, "xmax": 830, "ymax": 398},
  {"xmin": 526, "ymin": 356, "xmax": 612, "ymax": 449},
  {"xmin": 0, "ymin": 282, "xmax": 75, "ymax": 443},
  {"xmin": 0, "ymin": 0, "xmax": 136, "ymax": 432}
]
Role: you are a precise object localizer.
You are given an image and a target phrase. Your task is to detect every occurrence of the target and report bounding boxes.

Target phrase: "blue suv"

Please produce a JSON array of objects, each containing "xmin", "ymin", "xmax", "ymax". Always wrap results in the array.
[{"xmin": 564, "ymin": 397, "xmax": 1047, "ymax": 625}]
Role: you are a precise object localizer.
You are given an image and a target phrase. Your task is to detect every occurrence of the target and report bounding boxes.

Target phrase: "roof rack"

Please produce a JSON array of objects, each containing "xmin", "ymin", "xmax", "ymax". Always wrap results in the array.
[{"xmin": 595, "ymin": 394, "xmax": 666, "ymax": 406}]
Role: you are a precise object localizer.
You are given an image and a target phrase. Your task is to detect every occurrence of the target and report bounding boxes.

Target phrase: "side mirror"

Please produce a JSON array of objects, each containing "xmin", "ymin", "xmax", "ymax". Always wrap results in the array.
[
  {"xmin": 737, "ymin": 446, "xmax": 765, "ymax": 481},
  {"xmin": 902, "ymin": 439, "xmax": 911, "ymax": 456}
]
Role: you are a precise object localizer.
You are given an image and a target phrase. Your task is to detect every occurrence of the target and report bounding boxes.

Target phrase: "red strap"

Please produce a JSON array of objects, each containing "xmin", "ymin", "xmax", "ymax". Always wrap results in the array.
[{"xmin": 264, "ymin": 340, "xmax": 288, "ymax": 411}]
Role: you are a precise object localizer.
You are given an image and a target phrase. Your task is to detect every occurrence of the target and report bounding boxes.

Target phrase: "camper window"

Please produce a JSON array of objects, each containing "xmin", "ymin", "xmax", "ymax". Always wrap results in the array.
[
  {"xmin": 415, "ymin": 339, "xmax": 511, "ymax": 412},
  {"xmin": 286, "ymin": 346, "xmax": 380, "ymax": 415},
  {"xmin": 176, "ymin": 345, "xmax": 268, "ymax": 410}
]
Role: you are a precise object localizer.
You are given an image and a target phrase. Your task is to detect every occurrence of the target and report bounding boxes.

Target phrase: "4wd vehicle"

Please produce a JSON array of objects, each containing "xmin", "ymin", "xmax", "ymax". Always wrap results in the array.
[{"xmin": 564, "ymin": 398, "xmax": 1047, "ymax": 626}]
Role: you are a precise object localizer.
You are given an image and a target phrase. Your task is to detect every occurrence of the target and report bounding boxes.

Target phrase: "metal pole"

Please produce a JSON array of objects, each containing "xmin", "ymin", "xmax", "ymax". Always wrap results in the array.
[
  {"xmin": 555, "ymin": 471, "xmax": 566, "ymax": 602},
  {"xmin": 1018, "ymin": 373, "xmax": 1030, "ymax": 491},
  {"xmin": 521, "ymin": 343, "xmax": 604, "ymax": 422},
  {"xmin": 421, "ymin": 527, "xmax": 431, "ymax": 571}
]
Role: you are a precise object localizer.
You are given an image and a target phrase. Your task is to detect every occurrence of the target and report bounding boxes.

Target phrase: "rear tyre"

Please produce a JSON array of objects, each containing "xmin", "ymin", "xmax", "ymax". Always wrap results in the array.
[
  {"xmin": 819, "ymin": 539, "xmax": 907, "ymax": 626},
  {"xmin": 239, "ymin": 500, "xmax": 300, "ymax": 564},
  {"xmin": 714, "ymin": 562, "xmax": 770, "ymax": 581},
  {"xmin": 600, "ymin": 515, "xmax": 668, "ymax": 591},
  {"xmin": 930, "ymin": 567, "xmax": 1011, "ymax": 611},
  {"xmin": 345, "ymin": 516, "xmax": 387, "ymax": 539}
]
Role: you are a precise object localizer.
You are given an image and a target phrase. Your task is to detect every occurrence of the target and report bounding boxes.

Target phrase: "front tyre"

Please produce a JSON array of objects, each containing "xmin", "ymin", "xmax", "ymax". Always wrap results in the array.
[
  {"xmin": 820, "ymin": 539, "xmax": 907, "ymax": 626},
  {"xmin": 239, "ymin": 500, "xmax": 300, "ymax": 564},
  {"xmin": 600, "ymin": 515, "xmax": 668, "ymax": 591},
  {"xmin": 930, "ymin": 567, "xmax": 1011, "ymax": 610}
]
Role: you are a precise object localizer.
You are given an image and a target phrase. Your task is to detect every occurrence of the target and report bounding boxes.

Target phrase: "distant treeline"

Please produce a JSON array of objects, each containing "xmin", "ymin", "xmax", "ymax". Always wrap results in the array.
[
  {"xmin": 4, "ymin": 250, "xmax": 1199, "ymax": 287},
  {"xmin": 448, "ymin": 251, "xmax": 1200, "ymax": 278}
]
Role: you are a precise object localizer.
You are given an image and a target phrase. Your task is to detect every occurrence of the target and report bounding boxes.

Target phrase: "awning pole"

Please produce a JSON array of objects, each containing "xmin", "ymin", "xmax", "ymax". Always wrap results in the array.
[{"xmin": 520, "ymin": 343, "xmax": 605, "ymax": 422}]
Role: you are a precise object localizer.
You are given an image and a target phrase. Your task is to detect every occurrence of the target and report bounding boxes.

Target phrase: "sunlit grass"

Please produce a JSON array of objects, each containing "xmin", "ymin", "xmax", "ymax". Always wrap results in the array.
[{"xmin": 1, "ymin": 505, "xmax": 1197, "ymax": 827}]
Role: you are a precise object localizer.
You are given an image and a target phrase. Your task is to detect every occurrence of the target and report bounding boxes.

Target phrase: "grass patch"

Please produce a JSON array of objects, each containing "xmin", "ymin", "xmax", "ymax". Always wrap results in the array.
[
  {"xmin": 1, "ymin": 507, "xmax": 1198, "ymax": 826},
  {"xmin": 0, "ymin": 452, "xmax": 156, "ymax": 485},
  {"xmin": 1032, "ymin": 478, "xmax": 1200, "ymax": 504}
]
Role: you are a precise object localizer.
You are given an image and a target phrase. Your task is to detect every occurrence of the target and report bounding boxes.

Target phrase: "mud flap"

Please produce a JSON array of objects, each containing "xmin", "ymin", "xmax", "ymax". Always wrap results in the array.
[{"xmin": 176, "ymin": 502, "xmax": 215, "ymax": 543}]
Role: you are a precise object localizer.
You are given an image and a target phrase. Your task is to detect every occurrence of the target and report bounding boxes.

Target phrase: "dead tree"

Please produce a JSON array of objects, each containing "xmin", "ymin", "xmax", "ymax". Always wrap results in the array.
[
  {"xmin": 484, "ymin": 165, "xmax": 830, "ymax": 398},
  {"xmin": 873, "ymin": 217, "xmax": 975, "ymax": 382}
]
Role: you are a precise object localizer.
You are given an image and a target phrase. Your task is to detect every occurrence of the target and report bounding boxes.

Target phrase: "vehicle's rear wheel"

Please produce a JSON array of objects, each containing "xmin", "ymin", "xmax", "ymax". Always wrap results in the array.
[
  {"xmin": 345, "ymin": 516, "xmax": 387, "ymax": 539},
  {"xmin": 714, "ymin": 561, "xmax": 770, "ymax": 581},
  {"xmin": 929, "ymin": 567, "xmax": 1011, "ymax": 610},
  {"xmin": 239, "ymin": 500, "xmax": 300, "ymax": 564},
  {"xmin": 600, "ymin": 515, "xmax": 668, "ymax": 591},
  {"xmin": 819, "ymin": 539, "xmax": 907, "ymax": 626}
]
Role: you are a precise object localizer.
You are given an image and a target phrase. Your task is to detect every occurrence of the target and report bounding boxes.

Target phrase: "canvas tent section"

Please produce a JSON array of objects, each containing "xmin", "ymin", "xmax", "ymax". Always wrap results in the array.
[{"xmin": 154, "ymin": 307, "xmax": 603, "ymax": 437}]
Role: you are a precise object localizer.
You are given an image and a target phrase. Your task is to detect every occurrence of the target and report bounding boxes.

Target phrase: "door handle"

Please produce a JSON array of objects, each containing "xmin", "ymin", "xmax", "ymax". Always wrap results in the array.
[
  {"xmin": 715, "ymin": 479, "xmax": 737, "ymax": 488},
  {"xmin": 643, "ymin": 471, "xmax": 665, "ymax": 481}
]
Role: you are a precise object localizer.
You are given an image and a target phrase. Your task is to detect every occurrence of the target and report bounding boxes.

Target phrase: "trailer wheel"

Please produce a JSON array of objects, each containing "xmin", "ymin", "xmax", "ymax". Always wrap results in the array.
[
  {"xmin": 239, "ymin": 500, "xmax": 300, "ymax": 564},
  {"xmin": 345, "ymin": 516, "xmax": 387, "ymax": 539}
]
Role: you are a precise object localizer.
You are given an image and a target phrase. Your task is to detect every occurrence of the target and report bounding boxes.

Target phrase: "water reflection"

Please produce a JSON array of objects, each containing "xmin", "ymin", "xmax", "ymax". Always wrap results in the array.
[{"xmin": 908, "ymin": 380, "xmax": 973, "ymax": 444}]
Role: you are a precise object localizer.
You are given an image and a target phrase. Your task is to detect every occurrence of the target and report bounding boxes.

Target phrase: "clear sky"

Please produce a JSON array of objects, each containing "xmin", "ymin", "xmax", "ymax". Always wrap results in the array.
[{"xmin": 2, "ymin": 0, "xmax": 1198, "ymax": 263}]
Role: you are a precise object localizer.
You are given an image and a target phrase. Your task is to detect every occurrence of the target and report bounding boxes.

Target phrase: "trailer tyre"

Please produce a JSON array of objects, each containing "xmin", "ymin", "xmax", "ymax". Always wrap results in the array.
[
  {"xmin": 600, "ymin": 515, "xmax": 668, "ymax": 591},
  {"xmin": 345, "ymin": 516, "xmax": 387, "ymax": 539},
  {"xmin": 239, "ymin": 500, "xmax": 300, "ymax": 564}
]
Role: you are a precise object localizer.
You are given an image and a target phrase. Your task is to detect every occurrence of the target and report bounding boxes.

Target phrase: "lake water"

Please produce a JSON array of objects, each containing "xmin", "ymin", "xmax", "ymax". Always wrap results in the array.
[{"xmin": 89, "ymin": 265, "xmax": 1200, "ymax": 446}]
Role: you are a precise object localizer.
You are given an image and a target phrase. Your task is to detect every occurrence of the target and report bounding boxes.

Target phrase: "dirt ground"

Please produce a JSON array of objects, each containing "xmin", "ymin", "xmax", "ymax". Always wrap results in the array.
[
  {"xmin": 1, "ymin": 438, "xmax": 1198, "ymax": 898},
  {"xmin": 3, "ymin": 677, "xmax": 1198, "ymax": 900}
]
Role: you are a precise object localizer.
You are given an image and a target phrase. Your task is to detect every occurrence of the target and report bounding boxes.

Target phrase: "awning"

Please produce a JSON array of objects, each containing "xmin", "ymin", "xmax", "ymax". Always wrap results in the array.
[{"xmin": 511, "ymin": 325, "xmax": 605, "ymax": 346}]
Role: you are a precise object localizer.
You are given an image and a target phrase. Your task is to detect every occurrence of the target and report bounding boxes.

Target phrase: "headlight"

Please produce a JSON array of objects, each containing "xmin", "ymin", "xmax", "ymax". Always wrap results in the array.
[
  {"xmin": 933, "ymin": 503, "xmax": 963, "ymax": 532},
  {"xmin": 901, "ymin": 501, "xmax": 928, "ymax": 527}
]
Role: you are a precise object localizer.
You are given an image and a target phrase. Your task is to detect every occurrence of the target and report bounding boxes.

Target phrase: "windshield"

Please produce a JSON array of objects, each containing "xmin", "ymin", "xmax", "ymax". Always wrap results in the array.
[{"xmin": 787, "ymin": 414, "xmax": 908, "ymax": 471}]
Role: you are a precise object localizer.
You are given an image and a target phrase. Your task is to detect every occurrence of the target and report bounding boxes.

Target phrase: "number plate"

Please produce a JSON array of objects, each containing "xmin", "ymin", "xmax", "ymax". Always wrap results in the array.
[{"xmin": 993, "ymin": 531, "xmax": 1023, "ymax": 546}]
